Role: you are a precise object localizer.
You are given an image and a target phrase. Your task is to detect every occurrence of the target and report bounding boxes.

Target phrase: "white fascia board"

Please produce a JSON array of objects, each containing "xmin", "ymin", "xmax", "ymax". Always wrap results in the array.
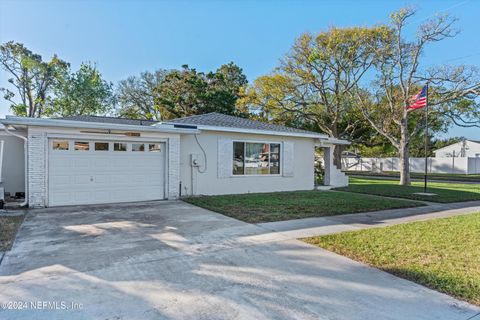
[
  {"xmin": 168, "ymin": 123, "xmax": 330, "ymax": 139},
  {"xmin": 1, "ymin": 116, "xmax": 200, "ymax": 134}
]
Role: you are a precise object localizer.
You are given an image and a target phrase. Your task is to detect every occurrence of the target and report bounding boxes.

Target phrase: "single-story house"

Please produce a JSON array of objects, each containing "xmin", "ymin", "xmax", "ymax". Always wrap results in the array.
[
  {"xmin": 434, "ymin": 139, "xmax": 480, "ymax": 158},
  {"xmin": 0, "ymin": 112, "xmax": 349, "ymax": 208}
]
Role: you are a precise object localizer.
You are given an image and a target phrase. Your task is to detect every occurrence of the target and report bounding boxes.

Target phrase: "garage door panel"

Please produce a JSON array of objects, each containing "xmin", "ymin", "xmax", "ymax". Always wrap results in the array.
[
  {"xmin": 74, "ymin": 158, "xmax": 90, "ymax": 168},
  {"xmin": 93, "ymin": 174, "xmax": 109, "ymax": 184},
  {"xmin": 48, "ymin": 139, "xmax": 165, "ymax": 206},
  {"xmin": 93, "ymin": 158, "xmax": 110, "ymax": 168},
  {"xmin": 74, "ymin": 175, "xmax": 92, "ymax": 185},
  {"xmin": 94, "ymin": 191, "xmax": 110, "ymax": 201},
  {"xmin": 50, "ymin": 160, "xmax": 73, "ymax": 170},
  {"xmin": 110, "ymin": 175, "xmax": 131, "ymax": 184},
  {"xmin": 131, "ymin": 174, "xmax": 146, "ymax": 183},
  {"xmin": 111, "ymin": 158, "xmax": 128, "ymax": 168},
  {"xmin": 50, "ymin": 191, "xmax": 71, "ymax": 204},
  {"xmin": 50, "ymin": 175, "xmax": 72, "ymax": 186},
  {"xmin": 74, "ymin": 191, "xmax": 91, "ymax": 202}
]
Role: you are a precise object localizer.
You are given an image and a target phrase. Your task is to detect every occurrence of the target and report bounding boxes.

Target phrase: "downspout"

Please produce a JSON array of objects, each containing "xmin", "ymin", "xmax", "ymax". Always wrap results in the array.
[{"xmin": 4, "ymin": 126, "xmax": 28, "ymax": 207}]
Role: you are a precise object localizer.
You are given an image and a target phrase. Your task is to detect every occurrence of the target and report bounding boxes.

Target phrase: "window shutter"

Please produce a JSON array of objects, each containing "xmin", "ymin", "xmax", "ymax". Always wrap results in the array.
[
  {"xmin": 282, "ymin": 141, "xmax": 294, "ymax": 177},
  {"xmin": 217, "ymin": 138, "xmax": 232, "ymax": 178}
]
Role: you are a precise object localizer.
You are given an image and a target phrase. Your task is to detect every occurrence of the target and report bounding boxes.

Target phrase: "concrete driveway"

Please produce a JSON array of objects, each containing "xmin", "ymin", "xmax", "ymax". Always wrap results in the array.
[{"xmin": 0, "ymin": 201, "xmax": 478, "ymax": 320}]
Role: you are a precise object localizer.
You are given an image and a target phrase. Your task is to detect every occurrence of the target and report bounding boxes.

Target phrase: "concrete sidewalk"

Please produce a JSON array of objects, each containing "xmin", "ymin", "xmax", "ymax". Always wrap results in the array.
[
  {"xmin": 348, "ymin": 174, "xmax": 480, "ymax": 184},
  {"xmin": 256, "ymin": 200, "xmax": 480, "ymax": 239}
]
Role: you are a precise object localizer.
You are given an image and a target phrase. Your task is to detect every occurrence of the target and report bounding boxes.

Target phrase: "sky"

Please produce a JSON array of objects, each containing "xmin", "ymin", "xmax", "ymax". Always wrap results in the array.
[{"xmin": 0, "ymin": 0, "xmax": 479, "ymax": 139}]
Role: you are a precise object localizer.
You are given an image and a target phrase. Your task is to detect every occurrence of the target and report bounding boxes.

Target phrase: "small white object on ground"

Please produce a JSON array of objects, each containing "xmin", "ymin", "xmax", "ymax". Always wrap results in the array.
[{"xmin": 413, "ymin": 192, "xmax": 437, "ymax": 196}]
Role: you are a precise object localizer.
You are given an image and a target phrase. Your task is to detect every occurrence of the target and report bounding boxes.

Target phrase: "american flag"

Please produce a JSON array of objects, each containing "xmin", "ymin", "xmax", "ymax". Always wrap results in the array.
[{"xmin": 407, "ymin": 85, "xmax": 428, "ymax": 111}]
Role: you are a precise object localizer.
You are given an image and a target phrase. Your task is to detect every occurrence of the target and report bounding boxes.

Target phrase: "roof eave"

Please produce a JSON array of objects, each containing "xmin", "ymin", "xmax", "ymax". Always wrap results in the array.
[
  {"xmin": 165, "ymin": 123, "xmax": 330, "ymax": 139},
  {"xmin": 1, "ymin": 116, "xmax": 200, "ymax": 134}
]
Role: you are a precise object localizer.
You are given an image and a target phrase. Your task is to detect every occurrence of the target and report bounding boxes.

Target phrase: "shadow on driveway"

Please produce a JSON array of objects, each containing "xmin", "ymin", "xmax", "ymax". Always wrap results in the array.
[{"xmin": 0, "ymin": 200, "xmax": 478, "ymax": 320}]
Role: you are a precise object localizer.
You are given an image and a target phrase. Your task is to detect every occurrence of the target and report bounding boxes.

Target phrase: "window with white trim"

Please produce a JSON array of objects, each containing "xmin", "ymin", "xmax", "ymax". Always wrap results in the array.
[
  {"xmin": 52, "ymin": 140, "xmax": 69, "ymax": 150},
  {"xmin": 132, "ymin": 143, "xmax": 145, "ymax": 152},
  {"xmin": 233, "ymin": 142, "xmax": 281, "ymax": 175},
  {"xmin": 148, "ymin": 143, "xmax": 161, "ymax": 152},
  {"xmin": 74, "ymin": 141, "xmax": 89, "ymax": 151},
  {"xmin": 95, "ymin": 142, "xmax": 109, "ymax": 151},
  {"xmin": 114, "ymin": 142, "xmax": 127, "ymax": 151}
]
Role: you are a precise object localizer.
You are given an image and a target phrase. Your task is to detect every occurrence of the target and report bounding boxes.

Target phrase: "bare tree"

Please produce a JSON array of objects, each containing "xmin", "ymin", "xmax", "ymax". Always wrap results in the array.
[
  {"xmin": 354, "ymin": 8, "xmax": 480, "ymax": 185},
  {"xmin": 116, "ymin": 70, "xmax": 168, "ymax": 120}
]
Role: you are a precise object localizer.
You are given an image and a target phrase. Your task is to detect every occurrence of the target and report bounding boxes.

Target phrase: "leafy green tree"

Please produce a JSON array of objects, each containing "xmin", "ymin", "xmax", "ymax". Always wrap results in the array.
[
  {"xmin": 153, "ymin": 63, "xmax": 247, "ymax": 120},
  {"xmin": 238, "ymin": 27, "xmax": 392, "ymax": 166},
  {"xmin": 205, "ymin": 62, "xmax": 248, "ymax": 117},
  {"xmin": 47, "ymin": 62, "xmax": 114, "ymax": 117},
  {"xmin": 154, "ymin": 65, "xmax": 208, "ymax": 119},
  {"xmin": 0, "ymin": 41, "xmax": 69, "ymax": 117},
  {"xmin": 117, "ymin": 63, "xmax": 247, "ymax": 120}
]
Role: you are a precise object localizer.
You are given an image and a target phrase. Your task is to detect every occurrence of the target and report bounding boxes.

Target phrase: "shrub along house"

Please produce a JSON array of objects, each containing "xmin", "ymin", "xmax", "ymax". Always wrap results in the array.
[{"xmin": 0, "ymin": 113, "xmax": 349, "ymax": 208}]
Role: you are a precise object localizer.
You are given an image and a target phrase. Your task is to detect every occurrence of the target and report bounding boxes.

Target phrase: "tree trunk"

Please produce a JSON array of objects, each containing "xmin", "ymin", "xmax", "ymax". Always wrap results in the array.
[
  {"xmin": 333, "ymin": 144, "xmax": 343, "ymax": 169},
  {"xmin": 329, "ymin": 124, "xmax": 343, "ymax": 169},
  {"xmin": 399, "ymin": 113, "xmax": 411, "ymax": 185}
]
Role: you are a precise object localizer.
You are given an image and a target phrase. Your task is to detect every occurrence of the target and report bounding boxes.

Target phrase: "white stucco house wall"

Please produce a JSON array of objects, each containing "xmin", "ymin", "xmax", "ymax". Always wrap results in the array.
[
  {"xmin": 434, "ymin": 140, "xmax": 480, "ymax": 158},
  {"xmin": 0, "ymin": 113, "xmax": 349, "ymax": 208},
  {"xmin": 0, "ymin": 124, "xmax": 25, "ymax": 197}
]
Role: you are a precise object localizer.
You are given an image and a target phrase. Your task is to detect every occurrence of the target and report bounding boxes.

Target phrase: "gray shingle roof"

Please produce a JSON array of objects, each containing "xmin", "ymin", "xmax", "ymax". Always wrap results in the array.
[
  {"xmin": 55, "ymin": 113, "xmax": 326, "ymax": 137},
  {"xmin": 165, "ymin": 113, "xmax": 324, "ymax": 136},
  {"xmin": 59, "ymin": 115, "xmax": 158, "ymax": 126}
]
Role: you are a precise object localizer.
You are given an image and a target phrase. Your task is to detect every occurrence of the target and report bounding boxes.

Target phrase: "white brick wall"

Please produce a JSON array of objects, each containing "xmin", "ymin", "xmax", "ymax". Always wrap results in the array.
[
  {"xmin": 167, "ymin": 135, "xmax": 180, "ymax": 199},
  {"xmin": 27, "ymin": 128, "xmax": 47, "ymax": 208}
]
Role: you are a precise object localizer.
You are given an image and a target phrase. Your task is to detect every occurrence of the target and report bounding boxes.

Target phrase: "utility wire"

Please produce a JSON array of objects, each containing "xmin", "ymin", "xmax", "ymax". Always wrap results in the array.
[
  {"xmin": 441, "ymin": 52, "xmax": 480, "ymax": 63},
  {"xmin": 403, "ymin": 0, "xmax": 479, "ymax": 64},
  {"xmin": 406, "ymin": 0, "xmax": 471, "ymax": 26},
  {"xmin": 465, "ymin": 311, "xmax": 480, "ymax": 320}
]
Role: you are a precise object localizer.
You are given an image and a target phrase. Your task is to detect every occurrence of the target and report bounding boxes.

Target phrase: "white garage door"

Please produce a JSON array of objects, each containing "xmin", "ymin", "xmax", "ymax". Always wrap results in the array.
[{"xmin": 48, "ymin": 139, "xmax": 165, "ymax": 206}]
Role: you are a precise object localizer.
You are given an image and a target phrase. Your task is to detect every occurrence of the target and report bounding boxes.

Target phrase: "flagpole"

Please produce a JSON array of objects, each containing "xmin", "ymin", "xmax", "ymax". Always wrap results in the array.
[{"xmin": 424, "ymin": 84, "xmax": 429, "ymax": 193}]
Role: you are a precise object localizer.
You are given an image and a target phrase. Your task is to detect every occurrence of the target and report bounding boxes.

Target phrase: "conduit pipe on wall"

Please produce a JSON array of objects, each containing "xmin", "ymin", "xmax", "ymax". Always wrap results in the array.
[
  {"xmin": 189, "ymin": 134, "xmax": 208, "ymax": 196},
  {"xmin": 4, "ymin": 126, "xmax": 28, "ymax": 207}
]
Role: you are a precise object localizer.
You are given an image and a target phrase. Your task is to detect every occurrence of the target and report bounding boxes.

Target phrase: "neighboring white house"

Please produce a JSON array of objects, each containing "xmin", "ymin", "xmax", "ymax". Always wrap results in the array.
[
  {"xmin": 434, "ymin": 140, "xmax": 480, "ymax": 158},
  {"xmin": 0, "ymin": 113, "xmax": 349, "ymax": 208}
]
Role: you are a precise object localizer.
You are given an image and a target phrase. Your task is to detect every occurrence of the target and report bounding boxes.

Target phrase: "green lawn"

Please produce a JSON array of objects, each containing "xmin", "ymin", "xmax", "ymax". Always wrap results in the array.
[
  {"xmin": 303, "ymin": 213, "xmax": 480, "ymax": 306},
  {"xmin": 0, "ymin": 215, "xmax": 24, "ymax": 251},
  {"xmin": 183, "ymin": 190, "xmax": 423, "ymax": 223},
  {"xmin": 338, "ymin": 177, "xmax": 480, "ymax": 203},
  {"xmin": 347, "ymin": 171, "xmax": 480, "ymax": 183}
]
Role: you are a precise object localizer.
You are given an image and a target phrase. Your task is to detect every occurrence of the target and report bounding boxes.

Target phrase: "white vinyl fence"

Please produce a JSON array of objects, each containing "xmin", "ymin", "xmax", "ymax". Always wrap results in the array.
[{"xmin": 343, "ymin": 157, "xmax": 480, "ymax": 174}]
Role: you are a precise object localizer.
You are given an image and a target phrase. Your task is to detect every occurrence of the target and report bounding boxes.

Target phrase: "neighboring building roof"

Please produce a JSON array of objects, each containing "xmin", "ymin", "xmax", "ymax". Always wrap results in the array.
[
  {"xmin": 164, "ymin": 112, "xmax": 327, "ymax": 137},
  {"xmin": 434, "ymin": 139, "xmax": 480, "ymax": 152},
  {"xmin": 59, "ymin": 115, "xmax": 158, "ymax": 126}
]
